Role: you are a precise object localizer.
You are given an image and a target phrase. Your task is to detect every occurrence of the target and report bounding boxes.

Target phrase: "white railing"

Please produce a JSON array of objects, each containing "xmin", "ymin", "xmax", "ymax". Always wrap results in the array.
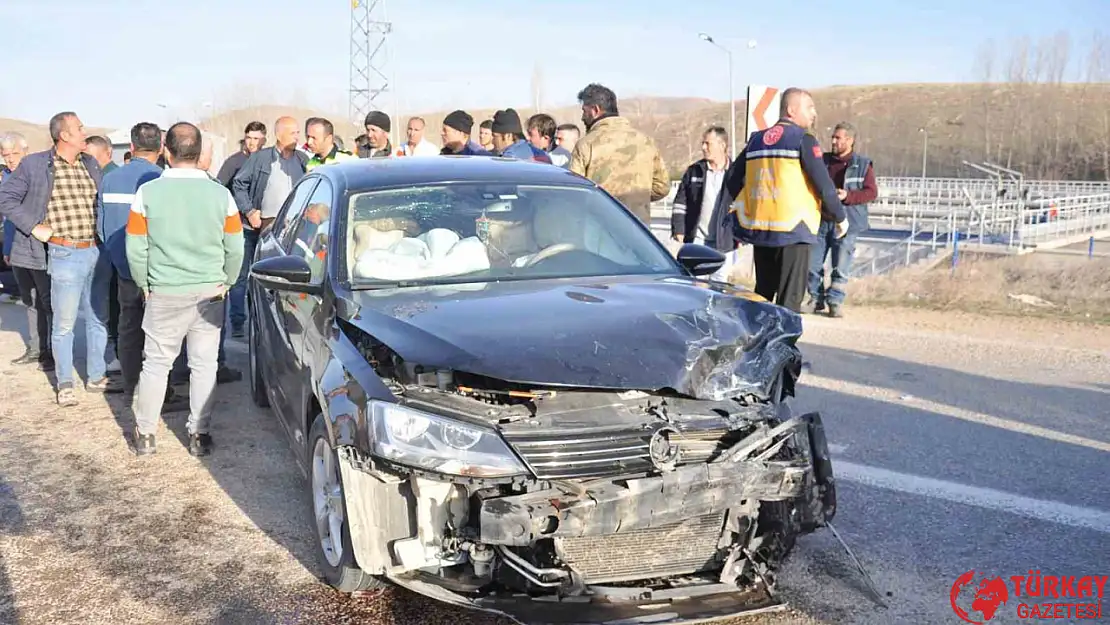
[
  {"xmin": 1015, "ymin": 193, "xmax": 1110, "ymax": 246},
  {"xmin": 654, "ymin": 176, "xmax": 1110, "ymax": 276}
]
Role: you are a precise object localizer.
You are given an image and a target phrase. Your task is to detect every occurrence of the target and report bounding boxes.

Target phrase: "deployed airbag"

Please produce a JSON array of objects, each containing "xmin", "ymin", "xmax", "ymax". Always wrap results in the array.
[{"xmin": 354, "ymin": 227, "xmax": 491, "ymax": 281}]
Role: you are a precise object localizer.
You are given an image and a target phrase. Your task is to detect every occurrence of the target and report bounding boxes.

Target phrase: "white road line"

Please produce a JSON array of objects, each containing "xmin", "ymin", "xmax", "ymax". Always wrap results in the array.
[
  {"xmin": 835, "ymin": 459, "xmax": 1110, "ymax": 534},
  {"xmin": 803, "ymin": 374, "xmax": 1110, "ymax": 453}
]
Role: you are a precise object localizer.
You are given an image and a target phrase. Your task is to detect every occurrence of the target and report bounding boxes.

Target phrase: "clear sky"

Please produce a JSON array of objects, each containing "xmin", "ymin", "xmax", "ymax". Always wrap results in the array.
[{"xmin": 1, "ymin": 0, "xmax": 1106, "ymax": 130}]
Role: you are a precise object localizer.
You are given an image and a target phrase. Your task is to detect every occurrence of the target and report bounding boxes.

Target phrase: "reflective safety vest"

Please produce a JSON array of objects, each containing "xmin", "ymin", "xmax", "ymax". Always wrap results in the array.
[
  {"xmin": 735, "ymin": 122, "xmax": 821, "ymax": 246},
  {"xmin": 307, "ymin": 147, "xmax": 358, "ymax": 171}
]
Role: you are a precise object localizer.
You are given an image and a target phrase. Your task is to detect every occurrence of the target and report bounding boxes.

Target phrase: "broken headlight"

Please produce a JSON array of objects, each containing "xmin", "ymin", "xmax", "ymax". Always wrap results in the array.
[{"xmin": 369, "ymin": 400, "xmax": 529, "ymax": 478}]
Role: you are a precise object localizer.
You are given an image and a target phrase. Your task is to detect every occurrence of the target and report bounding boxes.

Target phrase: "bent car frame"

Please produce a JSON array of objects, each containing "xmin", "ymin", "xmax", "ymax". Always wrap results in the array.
[{"xmin": 246, "ymin": 156, "xmax": 837, "ymax": 624}]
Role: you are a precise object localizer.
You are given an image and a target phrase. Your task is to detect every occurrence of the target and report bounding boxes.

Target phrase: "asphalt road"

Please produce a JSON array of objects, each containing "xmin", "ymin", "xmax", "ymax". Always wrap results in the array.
[{"xmin": 0, "ymin": 300, "xmax": 1106, "ymax": 625}]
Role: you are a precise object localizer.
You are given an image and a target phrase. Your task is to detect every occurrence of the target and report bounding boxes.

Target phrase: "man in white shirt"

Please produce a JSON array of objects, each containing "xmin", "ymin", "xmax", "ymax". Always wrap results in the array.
[
  {"xmin": 671, "ymin": 126, "xmax": 748, "ymax": 282},
  {"xmin": 400, "ymin": 116, "xmax": 439, "ymax": 157}
]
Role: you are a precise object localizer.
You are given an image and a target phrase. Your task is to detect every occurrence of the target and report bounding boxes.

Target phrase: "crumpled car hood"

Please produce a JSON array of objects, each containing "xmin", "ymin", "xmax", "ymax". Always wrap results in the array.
[{"xmin": 343, "ymin": 275, "xmax": 803, "ymax": 400}]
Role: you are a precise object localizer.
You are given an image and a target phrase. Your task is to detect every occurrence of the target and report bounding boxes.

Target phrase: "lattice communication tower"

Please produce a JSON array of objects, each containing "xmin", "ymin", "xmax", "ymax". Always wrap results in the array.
[{"xmin": 349, "ymin": 0, "xmax": 392, "ymax": 133}]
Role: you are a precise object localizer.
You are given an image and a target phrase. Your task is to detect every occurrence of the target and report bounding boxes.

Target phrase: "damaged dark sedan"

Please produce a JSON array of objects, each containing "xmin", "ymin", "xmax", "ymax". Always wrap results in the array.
[{"xmin": 247, "ymin": 156, "xmax": 837, "ymax": 624}]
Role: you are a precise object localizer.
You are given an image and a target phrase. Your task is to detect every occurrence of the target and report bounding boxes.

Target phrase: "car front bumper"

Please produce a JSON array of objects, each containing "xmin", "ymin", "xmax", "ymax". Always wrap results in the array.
[{"xmin": 342, "ymin": 412, "xmax": 836, "ymax": 625}]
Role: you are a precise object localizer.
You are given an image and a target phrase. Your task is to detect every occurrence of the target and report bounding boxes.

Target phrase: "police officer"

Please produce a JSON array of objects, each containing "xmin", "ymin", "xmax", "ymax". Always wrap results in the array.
[{"xmin": 720, "ymin": 87, "xmax": 848, "ymax": 312}]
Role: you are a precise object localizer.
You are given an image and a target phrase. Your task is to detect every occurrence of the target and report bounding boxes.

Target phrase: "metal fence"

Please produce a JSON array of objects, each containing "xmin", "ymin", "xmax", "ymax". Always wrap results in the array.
[{"xmin": 655, "ymin": 175, "xmax": 1110, "ymax": 277}]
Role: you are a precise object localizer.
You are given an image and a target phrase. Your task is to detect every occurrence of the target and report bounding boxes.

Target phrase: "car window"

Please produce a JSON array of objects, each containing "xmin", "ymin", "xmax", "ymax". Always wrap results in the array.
[
  {"xmin": 346, "ymin": 183, "xmax": 681, "ymax": 286},
  {"xmin": 271, "ymin": 178, "xmax": 319, "ymax": 244},
  {"xmin": 285, "ymin": 179, "xmax": 334, "ymax": 284}
]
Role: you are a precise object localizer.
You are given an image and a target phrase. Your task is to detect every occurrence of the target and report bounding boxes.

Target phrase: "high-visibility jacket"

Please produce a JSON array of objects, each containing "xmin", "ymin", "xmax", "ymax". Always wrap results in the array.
[
  {"xmin": 307, "ymin": 146, "xmax": 358, "ymax": 171},
  {"xmin": 732, "ymin": 121, "xmax": 844, "ymax": 247}
]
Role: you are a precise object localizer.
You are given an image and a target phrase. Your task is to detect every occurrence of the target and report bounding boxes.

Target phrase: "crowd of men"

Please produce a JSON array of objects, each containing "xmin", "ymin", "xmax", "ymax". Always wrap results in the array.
[{"xmin": 0, "ymin": 81, "xmax": 876, "ymax": 457}]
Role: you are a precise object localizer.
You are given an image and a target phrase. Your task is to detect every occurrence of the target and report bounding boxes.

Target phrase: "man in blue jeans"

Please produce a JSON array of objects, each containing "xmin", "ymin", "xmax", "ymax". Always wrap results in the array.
[
  {"xmin": 803, "ymin": 121, "xmax": 878, "ymax": 318},
  {"xmin": 0, "ymin": 111, "xmax": 124, "ymax": 405}
]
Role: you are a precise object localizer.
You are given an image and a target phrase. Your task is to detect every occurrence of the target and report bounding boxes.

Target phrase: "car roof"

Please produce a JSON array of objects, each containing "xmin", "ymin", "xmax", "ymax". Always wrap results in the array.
[{"xmin": 316, "ymin": 155, "xmax": 597, "ymax": 191}]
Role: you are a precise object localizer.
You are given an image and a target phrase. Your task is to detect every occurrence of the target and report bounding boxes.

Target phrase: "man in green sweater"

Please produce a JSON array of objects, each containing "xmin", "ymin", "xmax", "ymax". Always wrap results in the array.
[{"xmin": 126, "ymin": 122, "xmax": 245, "ymax": 457}]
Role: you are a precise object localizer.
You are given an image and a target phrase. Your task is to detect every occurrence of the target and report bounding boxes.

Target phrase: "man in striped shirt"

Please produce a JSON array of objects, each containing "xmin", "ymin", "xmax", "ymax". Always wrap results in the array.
[
  {"xmin": 99, "ymin": 123, "xmax": 177, "ymax": 396},
  {"xmin": 126, "ymin": 122, "xmax": 244, "ymax": 456}
]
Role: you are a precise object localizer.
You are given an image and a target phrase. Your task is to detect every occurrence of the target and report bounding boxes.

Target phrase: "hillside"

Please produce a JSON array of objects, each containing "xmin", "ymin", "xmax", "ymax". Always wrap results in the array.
[{"xmin": 5, "ymin": 82, "xmax": 1109, "ymax": 181}]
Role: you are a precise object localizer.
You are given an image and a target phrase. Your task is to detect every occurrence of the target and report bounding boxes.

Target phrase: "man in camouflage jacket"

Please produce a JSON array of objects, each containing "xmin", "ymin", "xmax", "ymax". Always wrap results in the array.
[{"xmin": 570, "ymin": 83, "xmax": 670, "ymax": 225}]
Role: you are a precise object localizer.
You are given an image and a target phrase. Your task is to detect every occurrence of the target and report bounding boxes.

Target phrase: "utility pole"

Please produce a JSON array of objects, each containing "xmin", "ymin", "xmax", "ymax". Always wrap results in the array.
[
  {"xmin": 350, "ymin": 0, "xmax": 392, "ymax": 142},
  {"xmin": 531, "ymin": 62, "xmax": 544, "ymax": 113}
]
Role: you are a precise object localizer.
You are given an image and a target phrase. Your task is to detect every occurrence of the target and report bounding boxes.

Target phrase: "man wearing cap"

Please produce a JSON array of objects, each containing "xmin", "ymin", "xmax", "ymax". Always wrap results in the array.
[
  {"xmin": 490, "ymin": 109, "xmax": 552, "ymax": 163},
  {"xmin": 440, "ymin": 110, "xmax": 492, "ymax": 156},
  {"xmin": 359, "ymin": 111, "xmax": 393, "ymax": 158}
]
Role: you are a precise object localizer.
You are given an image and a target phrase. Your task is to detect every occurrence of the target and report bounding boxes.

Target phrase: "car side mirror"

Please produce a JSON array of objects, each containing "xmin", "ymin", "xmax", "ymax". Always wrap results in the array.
[
  {"xmin": 250, "ymin": 255, "xmax": 321, "ymax": 294},
  {"xmin": 676, "ymin": 243, "xmax": 726, "ymax": 276}
]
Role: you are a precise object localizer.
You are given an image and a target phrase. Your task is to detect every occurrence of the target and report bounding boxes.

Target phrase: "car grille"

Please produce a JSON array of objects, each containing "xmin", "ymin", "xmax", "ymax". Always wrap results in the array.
[
  {"xmin": 503, "ymin": 428, "xmax": 732, "ymax": 480},
  {"xmin": 557, "ymin": 512, "xmax": 727, "ymax": 584}
]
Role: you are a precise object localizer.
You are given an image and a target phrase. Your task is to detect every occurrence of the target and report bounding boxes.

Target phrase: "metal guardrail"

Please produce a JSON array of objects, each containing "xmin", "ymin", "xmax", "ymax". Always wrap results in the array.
[
  {"xmin": 660, "ymin": 177, "xmax": 1110, "ymax": 205},
  {"xmin": 655, "ymin": 176, "xmax": 1110, "ymax": 277}
]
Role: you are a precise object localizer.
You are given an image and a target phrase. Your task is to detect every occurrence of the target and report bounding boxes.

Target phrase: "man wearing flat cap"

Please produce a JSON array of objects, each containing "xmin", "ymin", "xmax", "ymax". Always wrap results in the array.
[
  {"xmin": 359, "ymin": 111, "xmax": 393, "ymax": 158},
  {"xmin": 440, "ymin": 110, "xmax": 492, "ymax": 156},
  {"xmin": 490, "ymin": 108, "xmax": 552, "ymax": 164}
]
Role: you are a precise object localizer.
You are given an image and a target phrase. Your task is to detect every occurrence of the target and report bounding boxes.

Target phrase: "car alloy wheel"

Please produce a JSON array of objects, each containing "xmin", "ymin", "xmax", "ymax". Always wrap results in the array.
[
  {"xmin": 305, "ymin": 414, "xmax": 382, "ymax": 592},
  {"xmin": 312, "ymin": 436, "xmax": 345, "ymax": 568}
]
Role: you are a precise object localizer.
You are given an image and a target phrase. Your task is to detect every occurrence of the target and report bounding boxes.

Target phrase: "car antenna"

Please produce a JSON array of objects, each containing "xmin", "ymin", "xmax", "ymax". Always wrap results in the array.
[{"xmin": 827, "ymin": 521, "xmax": 888, "ymax": 608}]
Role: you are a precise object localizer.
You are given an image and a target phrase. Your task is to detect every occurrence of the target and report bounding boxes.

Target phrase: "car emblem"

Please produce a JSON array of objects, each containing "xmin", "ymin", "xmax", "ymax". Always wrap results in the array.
[{"xmin": 648, "ymin": 426, "xmax": 680, "ymax": 471}]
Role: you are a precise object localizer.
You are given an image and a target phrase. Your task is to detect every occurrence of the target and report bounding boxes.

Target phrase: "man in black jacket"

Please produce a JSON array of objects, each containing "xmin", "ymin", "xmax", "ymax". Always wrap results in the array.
[
  {"xmin": 215, "ymin": 121, "xmax": 266, "ymax": 191},
  {"xmin": 228, "ymin": 116, "xmax": 306, "ymax": 337},
  {"xmin": 671, "ymin": 126, "xmax": 730, "ymax": 246}
]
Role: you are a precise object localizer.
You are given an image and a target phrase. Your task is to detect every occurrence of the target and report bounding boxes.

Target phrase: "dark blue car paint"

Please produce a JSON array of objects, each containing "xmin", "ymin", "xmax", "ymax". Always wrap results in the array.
[{"xmin": 249, "ymin": 156, "xmax": 799, "ymax": 469}]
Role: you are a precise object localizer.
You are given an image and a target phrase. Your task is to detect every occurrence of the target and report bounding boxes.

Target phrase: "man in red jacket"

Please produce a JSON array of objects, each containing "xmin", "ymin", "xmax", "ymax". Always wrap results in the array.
[{"xmin": 804, "ymin": 121, "xmax": 878, "ymax": 318}]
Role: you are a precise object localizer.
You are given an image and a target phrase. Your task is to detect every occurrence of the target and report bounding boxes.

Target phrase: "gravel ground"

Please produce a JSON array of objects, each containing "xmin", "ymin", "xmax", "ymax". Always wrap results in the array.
[{"xmin": 0, "ymin": 301, "xmax": 1105, "ymax": 625}]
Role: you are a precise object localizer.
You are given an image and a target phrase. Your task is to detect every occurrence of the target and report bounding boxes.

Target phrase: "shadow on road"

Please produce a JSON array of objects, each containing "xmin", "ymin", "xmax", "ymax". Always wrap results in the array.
[
  {"xmin": 0, "ymin": 476, "xmax": 26, "ymax": 625},
  {"xmin": 794, "ymin": 358, "xmax": 1110, "ymax": 510},
  {"xmin": 801, "ymin": 343, "xmax": 1110, "ymax": 442}
]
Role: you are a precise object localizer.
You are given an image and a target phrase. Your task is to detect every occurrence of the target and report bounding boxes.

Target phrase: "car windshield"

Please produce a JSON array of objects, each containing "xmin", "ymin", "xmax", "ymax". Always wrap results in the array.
[{"xmin": 346, "ymin": 183, "xmax": 680, "ymax": 286}]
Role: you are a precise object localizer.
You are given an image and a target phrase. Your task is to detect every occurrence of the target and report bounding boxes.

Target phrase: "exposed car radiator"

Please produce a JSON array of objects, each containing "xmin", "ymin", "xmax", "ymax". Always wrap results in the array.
[{"xmin": 556, "ymin": 512, "xmax": 726, "ymax": 584}]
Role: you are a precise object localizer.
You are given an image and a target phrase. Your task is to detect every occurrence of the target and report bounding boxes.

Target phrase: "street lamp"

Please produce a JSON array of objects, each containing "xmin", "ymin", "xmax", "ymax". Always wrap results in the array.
[{"xmin": 699, "ymin": 33, "xmax": 756, "ymax": 159}]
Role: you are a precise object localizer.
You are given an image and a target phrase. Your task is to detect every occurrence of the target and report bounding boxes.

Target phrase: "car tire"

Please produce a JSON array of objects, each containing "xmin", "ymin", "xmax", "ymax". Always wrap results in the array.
[
  {"xmin": 248, "ymin": 314, "xmax": 269, "ymax": 408},
  {"xmin": 307, "ymin": 412, "xmax": 384, "ymax": 593}
]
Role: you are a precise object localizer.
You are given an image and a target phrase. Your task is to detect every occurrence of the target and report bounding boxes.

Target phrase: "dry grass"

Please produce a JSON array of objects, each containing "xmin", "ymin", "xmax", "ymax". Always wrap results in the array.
[{"xmin": 850, "ymin": 253, "xmax": 1110, "ymax": 323}]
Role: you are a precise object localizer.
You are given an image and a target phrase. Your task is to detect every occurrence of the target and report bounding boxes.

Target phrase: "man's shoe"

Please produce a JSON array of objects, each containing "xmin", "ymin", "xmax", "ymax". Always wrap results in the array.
[
  {"xmin": 231, "ymin": 325, "xmax": 245, "ymax": 339},
  {"xmin": 85, "ymin": 377, "xmax": 126, "ymax": 394},
  {"xmin": 216, "ymin": 366, "xmax": 243, "ymax": 385},
  {"xmin": 56, "ymin": 385, "xmax": 78, "ymax": 407},
  {"xmin": 134, "ymin": 432, "xmax": 156, "ymax": 456},
  {"xmin": 827, "ymin": 303, "xmax": 844, "ymax": 318},
  {"xmin": 188, "ymin": 433, "xmax": 213, "ymax": 457},
  {"xmin": 10, "ymin": 349, "xmax": 40, "ymax": 366},
  {"xmin": 38, "ymin": 355, "xmax": 55, "ymax": 372},
  {"xmin": 800, "ymin": 297, "xmax": 818, "ymax": 314}
]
